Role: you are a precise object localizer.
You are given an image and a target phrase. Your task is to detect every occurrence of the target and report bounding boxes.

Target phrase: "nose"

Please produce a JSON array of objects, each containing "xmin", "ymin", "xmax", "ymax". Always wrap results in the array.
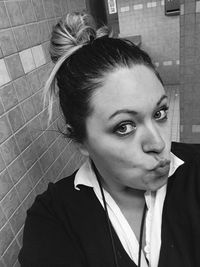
[{"xmin": 142, "ymin": 122, "xmax": 165, "ymax": 154}]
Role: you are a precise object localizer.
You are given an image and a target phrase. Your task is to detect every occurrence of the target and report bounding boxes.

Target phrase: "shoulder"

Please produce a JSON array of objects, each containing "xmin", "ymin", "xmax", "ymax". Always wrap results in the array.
[
  {"xmin": 171, "ymin": 141, "xmax": 200, "ymax": 163},
  {"xmin": 28, "ymin": 169, "xmax": 95, "ymax": 219},
  {"xmin": 168, "ymin": 142, "xmax": 200, "ymax": 196},
  {"xmin": 34, "ymin": 171, "xmax": 78, "ymax": 204},
  {"xmin": 19, "ymin": 171, "xmax": 88, "ymax": 266}
]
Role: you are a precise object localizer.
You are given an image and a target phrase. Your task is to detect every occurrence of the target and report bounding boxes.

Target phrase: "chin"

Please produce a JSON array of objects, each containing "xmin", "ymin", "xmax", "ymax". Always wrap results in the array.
[{"xmin": 148, "ymin": 177, "xmax": 169, "ymax": 191}]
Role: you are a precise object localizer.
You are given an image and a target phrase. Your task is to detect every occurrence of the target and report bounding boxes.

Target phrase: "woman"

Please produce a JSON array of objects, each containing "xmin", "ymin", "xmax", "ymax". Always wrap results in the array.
[{"xmin": 19, "ymin": 12, "xmax": 200, "ymax": 267}]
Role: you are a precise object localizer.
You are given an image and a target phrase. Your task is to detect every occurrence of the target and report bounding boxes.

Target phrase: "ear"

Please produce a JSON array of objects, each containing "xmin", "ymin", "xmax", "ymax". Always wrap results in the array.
[{"xmin": 78, "ymin": 143, "xmax": 90, "ymax": 157}]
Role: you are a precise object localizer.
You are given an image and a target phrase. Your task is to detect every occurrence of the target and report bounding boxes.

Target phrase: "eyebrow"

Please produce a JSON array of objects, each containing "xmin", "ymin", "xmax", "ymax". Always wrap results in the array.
[{"xmin": 108, "ymin": 94, "xmax": 168, "ymax": 120}]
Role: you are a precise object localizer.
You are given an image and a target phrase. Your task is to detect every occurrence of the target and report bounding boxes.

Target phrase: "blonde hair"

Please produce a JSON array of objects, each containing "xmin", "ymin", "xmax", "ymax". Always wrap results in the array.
[{"xmin": 43, "ymin": 12, "xmax": 112, "ymax": 124}]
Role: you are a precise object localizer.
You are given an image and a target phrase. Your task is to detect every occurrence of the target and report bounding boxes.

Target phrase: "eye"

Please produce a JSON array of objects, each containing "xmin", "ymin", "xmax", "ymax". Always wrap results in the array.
[
  {"xmin": 154, "ymin": 106, "xmax": 169, "ymax": 121},
  {"xmin": 114, "ymin": 122, "xmax": 136, "ymax": 136}
]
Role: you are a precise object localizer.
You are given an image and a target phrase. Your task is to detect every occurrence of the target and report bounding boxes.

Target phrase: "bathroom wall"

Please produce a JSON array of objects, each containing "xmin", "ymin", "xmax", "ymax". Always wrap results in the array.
[
  {"xmin": 0, "ymin": 0, "xmax": 86, "ymax": 266},
  {"xmin": 179, "ymin": 0, "xmax": 200, "ymax": 143},
  {"xmin": 117, "ymin": 0, "xmax": 180, "ymax": 84}
]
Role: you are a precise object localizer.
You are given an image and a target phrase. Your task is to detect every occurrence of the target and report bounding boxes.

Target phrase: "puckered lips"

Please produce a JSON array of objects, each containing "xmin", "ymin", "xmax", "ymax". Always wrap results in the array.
[{"xmin": 152, "ymin": 159, "xmax": 171, "ymax": 177}]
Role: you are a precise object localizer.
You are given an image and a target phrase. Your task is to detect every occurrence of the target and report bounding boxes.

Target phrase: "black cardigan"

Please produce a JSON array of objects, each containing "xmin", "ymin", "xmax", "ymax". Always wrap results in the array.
[{"xmin": 18, "ymin": 142, "xmax": 200, "ymax": 267}]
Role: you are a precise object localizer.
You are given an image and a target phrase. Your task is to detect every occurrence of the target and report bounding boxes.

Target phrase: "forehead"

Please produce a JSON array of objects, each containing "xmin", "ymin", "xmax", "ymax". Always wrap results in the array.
[{"xmin": 90, "ymin": 65, "xmax": 165, "ymax": 117}]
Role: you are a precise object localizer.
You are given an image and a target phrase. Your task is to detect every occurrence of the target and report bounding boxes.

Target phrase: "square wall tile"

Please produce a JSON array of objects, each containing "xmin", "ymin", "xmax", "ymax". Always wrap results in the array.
[
  {"xmin": 0, "ymin": 205, "xmax": 6, "ymax": 229},
  {"xmin": 0, "ymin": 98, "xmax": 4, "ymax": 116},
  {"xmin": 35, "ymin": 176, "xmax": 48, "ymax": 195},
  {"xmin": 21, "ymin": 97, "xmax": 36, "ymax": 122},
  {"xmin": 34, "ymin": 134, "xmax": 47, "ymax": 158},
  {"xmin": 0, "ymin": 2, "xmax": 10, "ymax": 29},
  {"xmin": 48, "ymin": 18, "xmax": 57, "ymax": 32},
  {"xmin": 0, "ymin": 59, "xmax": 10, "ymax": 87},
  {"xmin": 32, "ymin": 90, "xmax": 43, "ymax": 114},
  {"xmin": 26, "ymin": 70, "xmax": 41, "ymax": 93},
  {"xmin": 13, "ymin": 26, "xmax": 30, "ymax": 51},
  {"xmin": 44, "ymin": 124, "xmax": 59, "ymax": 147},
  {"xmin": 0, "ymin": 169, "xmax": 13, "ymax": 201},
  {"xmin": 184, "ymin": 13, "xmax": 195, "ymax": 26},
  {"xmin": 53, "ymin": 1, "xmax": 62, "ymax": 17},
  {"xmin": 22, "ymin": 189, "xmax": 36, "ymax": 212},
  {"xmin": 0, "ymin": 83, "xmax": 18, "ymax": 111},
  {"xmin": 26, "ymin": 23, "xmax": 40, "ymax": 46},
  {"xmin": 68, "ymin": 0, "xmax": 85, "ymax": 12},
  {"xmin": 14, "ymin": 76, "xmax": 31, "ymax": 102},
  {"xmin": 1, "ymin": 187, "xmax": 21, "ymax": 219},
  {"xmin": 32, "ymin": 45, "xmax": 46, "ymax": 68},
  {"xmin": 192, "ymin": 124, "xmax": 200, "ymax": 133},
  {"xmin": 16, "ymin": 173, "xmax": 33, "ymax": 202},
  {"xmin": 28, "ymin": 161, "xmax": 43, "ymax": 186},
  {"xmin": 180, "ymin": 4, "xmax": 184, "ymax": 15},
  {"xmin": 21, "ymin": 143, "xmax": 38, "ymax": 170},
  {"xmin": 37, "ymin": 63, "xmax": 52, "ymax": 88},
  {"xmin": 32, "ymin": 0, "xmax": 46, "ymax": 21},
  {"xmin": 9, "ymin": 204, "xmax": 25, "ymax": 235},
  {"xmin": 28, "ymin": 116, "xmax": 42, "ymax": 141},
  {"xmin": 0, "ymin": 29, "xmax": 18, "ymax": 57},
  {"xmin": 0, "ymin": 222, "xmax": 14, "ymax": 256},
  {"xmin": 5, "ymin": 1, "xmax": 24, "ymax": 27},
  {"xmin": 2, "ymin": 239, "xmax": 20, "ymax": 267},
  {"xmin": 48, "ymin": 136, "xmax": 61, "ymax": 159},
  {"xmin": 5, "ymin": 54, "xmax": 24, "ymax": 80},
  {"xmin": 8, "ymin": 105, "xmax": 25, "ymax": 132},
  {"xmin": 39, "ymin": 150, "xmax": 54, "ymax": 173},
  {"xmin": 39, "ymin": 109, "xmax": 48, "ymax": 131},
  {"xmin": 60, "ymin": 0, "xmax": 69, "ymax": 14},
  {"xmin": 19, "ymin": 49, "xmax": 35, "ymax": 74},
  {"xmin": 197, "ymin": 1, "xmax": 200, "ymax": 13},
  {"xmin": 38, "ymin": 21, "xmax": 50, "ymax": 43},
  {"xmin": 184, "ymin": 2, "xmax": 195, "ymax": 14},
  {"xmin": 0, "ymin": 136, "xmax": 20, "ymax": 166},
  {"xmin": 19, "ymin": 0, "xmax": 36, "ymax": 24},
  {"xmin": 43, "ymin": 163, "xmax": 58, "ymax": 184},
  {"xmin": 25, "ymin": 195, "xmax": 36, "ymax": 222},
  {"xmin": 0, "ymin": 114, "xmax": 12, "ymax": 144},
  {"xmin": 43, "ymin": 0, "xmax": 55, "ymax": 18},
  {"xmin": 7, "ymin": 155, "xmax": 26, "ymax": 184},
  {"xmin": 0, "ymin": 151, "xmax": 6, "ymax": 173},
  {"xmin": 15, "ymin": 125, "xmax": 32, "ymax": 153},
  {"xmin": 42, "ymin": 41, "xmax": 51, "ymax": 62}
]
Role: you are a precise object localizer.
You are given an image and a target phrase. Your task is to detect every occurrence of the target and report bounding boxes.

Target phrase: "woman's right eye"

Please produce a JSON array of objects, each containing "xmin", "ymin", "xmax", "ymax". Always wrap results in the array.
[{"xmin": 114, "ymin": 122, "xmax": 136, "ymax": 136}]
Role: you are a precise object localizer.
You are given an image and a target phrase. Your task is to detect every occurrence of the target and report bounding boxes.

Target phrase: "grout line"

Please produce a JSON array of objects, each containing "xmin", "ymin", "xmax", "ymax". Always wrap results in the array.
[
  {"xmin": 0, "ymin": 62, "xmax": 52, "ymax": 120},
  {"xmin": 0, "ymin": 135, "xmax": 72, "ymax": 213},
  {"xmin": 0, "ymin": 95, "xmax": 58, "ymax": 147},
  {"xmin": 0, "ymin": 111, "xmax": 60, "ymax": 178}
]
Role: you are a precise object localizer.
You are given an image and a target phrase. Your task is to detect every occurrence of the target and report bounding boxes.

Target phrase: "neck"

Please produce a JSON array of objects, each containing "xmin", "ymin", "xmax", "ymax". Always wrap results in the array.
[
  {"xmin": 92, "ymin": 162, "xmax": 145, "ymax": 210},
  {"xmin": 104, "ymin": 183, "xmax": 145, "ymax": 211},
  {"xmin": 92, "ymin": 161, "xmax": 145, "ymax": 210}
]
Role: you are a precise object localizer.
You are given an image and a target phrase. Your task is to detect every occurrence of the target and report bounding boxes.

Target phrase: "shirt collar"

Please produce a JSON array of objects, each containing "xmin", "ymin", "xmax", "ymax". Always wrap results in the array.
[{"xmin": 74, "ymin": 152, "xmax": 184, "ymax": 191}]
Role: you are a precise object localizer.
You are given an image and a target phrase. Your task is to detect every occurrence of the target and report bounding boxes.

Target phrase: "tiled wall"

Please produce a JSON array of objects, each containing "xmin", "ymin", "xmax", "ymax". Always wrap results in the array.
[
  {"xmin": 179, "ymin": 0, "xmax": 200, "ymax": 143},
  {"xmin": 0, "ymin": 0, "xmax": 86, "ymax": 266},
  {"xmin": 117, "ymin": 0, "xmax": 180, "ymax": 84}
]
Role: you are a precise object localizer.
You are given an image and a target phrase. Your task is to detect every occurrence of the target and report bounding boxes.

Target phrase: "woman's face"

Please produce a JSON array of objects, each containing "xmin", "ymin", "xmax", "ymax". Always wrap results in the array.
[{"xmin": 82, "ymin": 65, "xmax": 172, "ymax": 192}]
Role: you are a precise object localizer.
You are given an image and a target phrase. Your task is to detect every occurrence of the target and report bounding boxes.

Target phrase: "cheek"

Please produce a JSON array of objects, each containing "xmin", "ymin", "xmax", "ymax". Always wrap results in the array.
[
  {"xmin": 163, "ymin": 121, "xmax": 172, "ymax": 139},
  {"xmin": 87, "ymin": 137, "xmax": 135, "ymax": 168}
]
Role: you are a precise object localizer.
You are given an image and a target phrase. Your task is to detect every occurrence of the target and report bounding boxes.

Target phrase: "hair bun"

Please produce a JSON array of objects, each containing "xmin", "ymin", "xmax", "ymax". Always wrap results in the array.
[
  {"xmin": 44, "ymin": 12, "xmax": 112, "ymax": 123},
  {"xmin": 50, "ymin": 12, "xmax": 111, "ymax": 63}
]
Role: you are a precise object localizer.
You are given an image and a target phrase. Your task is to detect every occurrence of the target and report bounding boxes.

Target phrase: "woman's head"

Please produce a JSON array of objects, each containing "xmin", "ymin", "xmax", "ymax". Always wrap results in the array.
[
  {"xmin": 45, "ymin": 11, "xmax": 163, "ymax": 143},
  {"xmin": 45, "ymin": 12, "xmax": 172, "ymax": 191}
]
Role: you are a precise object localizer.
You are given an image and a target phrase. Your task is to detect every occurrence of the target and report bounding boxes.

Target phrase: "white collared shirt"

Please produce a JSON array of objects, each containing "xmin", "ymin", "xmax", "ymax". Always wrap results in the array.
[{"xmin": 74, "ymin": 153, "xmax": 184, "ymax": 267}]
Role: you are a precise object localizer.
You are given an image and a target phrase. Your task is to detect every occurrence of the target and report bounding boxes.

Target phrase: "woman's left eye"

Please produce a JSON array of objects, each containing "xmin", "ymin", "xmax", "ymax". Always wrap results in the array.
[
  {"xmin": 115, "ymin": 122, "xmax": 136, "ymax": 136},
  {"xmin": 154, "ymin": 107, "xmax": 169, "ymax": 121}
]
